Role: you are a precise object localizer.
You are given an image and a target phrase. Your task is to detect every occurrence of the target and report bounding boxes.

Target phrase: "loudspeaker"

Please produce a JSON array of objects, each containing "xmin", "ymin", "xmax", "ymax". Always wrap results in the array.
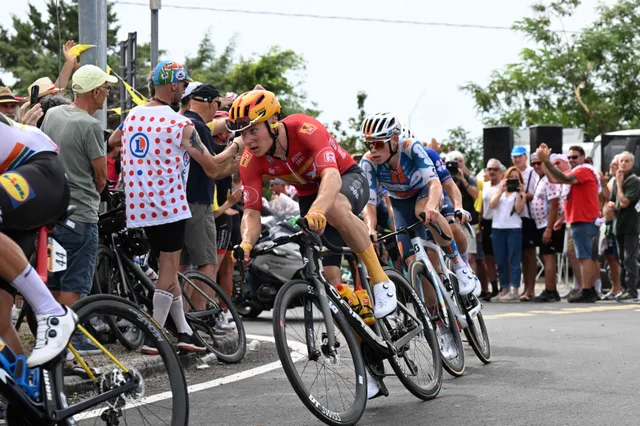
[
  {"xmin": 530, "ymin": 125, "xmax": 562, "ymax": 156},
  {"xmin": 601, "ymin": 132, "xmax": 640, "ymax": 174},
  {"xmin": 483, "ymin": 126, "xmax": 513, "ymax": 168}
]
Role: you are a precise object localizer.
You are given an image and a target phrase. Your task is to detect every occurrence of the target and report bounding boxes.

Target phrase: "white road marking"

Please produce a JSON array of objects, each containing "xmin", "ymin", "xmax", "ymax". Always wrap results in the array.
[{"xmin": 74, "ymin": 334, "xmax": 301, "ymax": 421}]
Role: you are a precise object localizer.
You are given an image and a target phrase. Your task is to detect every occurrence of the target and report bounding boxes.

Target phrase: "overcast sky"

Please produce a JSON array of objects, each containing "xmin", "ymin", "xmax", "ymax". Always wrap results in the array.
[{"xmin": 1, "ymin": 0, "xmax": 612, "ymax": 140}]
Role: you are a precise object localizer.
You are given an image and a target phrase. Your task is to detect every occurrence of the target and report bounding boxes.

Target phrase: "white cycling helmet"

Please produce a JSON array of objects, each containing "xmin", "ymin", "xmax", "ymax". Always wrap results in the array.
[
  {"xmin": 361, "ymin": 112, "xmax": 402, "ymax": 140},
  {"xmin": 400, "ymin": 127, "xmax": 414, "ymax": 139}
]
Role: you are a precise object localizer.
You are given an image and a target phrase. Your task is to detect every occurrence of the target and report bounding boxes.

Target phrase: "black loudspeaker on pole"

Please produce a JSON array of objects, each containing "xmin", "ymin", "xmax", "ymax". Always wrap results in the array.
[{"xmin": 483, "ymin": 126, "xmax": 513, "ymax": 169}]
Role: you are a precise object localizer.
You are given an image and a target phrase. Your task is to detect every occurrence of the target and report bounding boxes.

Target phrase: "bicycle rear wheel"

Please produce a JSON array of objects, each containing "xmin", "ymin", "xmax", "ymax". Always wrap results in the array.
[
  {"xmin": 180, "ymin": 270, "xmax": 246, "ymax": 364},
  {"xmin": 273, "ymin": 280, "xmax": 367, "ymax": 426},
  {"xmin": 461, "ymin": 294, "xmax": 492, "ymax": 364},
  {"xmin": 67, "ymin": 294, "xmax": 188, "ymax": 425},
  {"xmin": 408, "ymin": 262, "xmax": 466, "ymax": 377},
  {"xmin": 383, "ymin": 268, "xmax": 443, "ymax": 400}
]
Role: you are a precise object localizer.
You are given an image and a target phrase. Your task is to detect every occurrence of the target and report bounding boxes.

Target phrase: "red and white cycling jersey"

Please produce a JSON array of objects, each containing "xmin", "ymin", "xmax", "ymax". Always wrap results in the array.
[{"xmin": 239, "ymin": 114, "xmax": 354, "ymax": 211}]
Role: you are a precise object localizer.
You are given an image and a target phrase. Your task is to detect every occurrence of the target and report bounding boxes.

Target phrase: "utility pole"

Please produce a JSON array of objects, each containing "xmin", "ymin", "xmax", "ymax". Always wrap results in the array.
[
  {"xmin": 78, "ymin": 0, "xmax": 108, "ymax": 127},
  {"xmin": 150, "ymin": 0, "xmax": 161, "ymax": 69}
]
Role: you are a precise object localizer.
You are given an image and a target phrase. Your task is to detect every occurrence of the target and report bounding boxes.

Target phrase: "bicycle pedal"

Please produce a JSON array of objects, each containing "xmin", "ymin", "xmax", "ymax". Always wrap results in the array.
[{"xmin": 376, "ymin": 379, "xmax": 389, "ymax": 398}]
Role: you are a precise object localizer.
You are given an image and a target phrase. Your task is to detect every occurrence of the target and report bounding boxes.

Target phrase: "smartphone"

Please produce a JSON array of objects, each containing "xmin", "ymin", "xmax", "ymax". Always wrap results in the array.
[
  {"xmin": 506, "ymin": 178, "xmax": 520, "ymax": 192},
  {"xmin": 445, "ymin": 161, "xmax": 459, "ymax": 175},
  {"xmin": 30, "ymin": 86, "xmax": 39, "ymax": 105}
]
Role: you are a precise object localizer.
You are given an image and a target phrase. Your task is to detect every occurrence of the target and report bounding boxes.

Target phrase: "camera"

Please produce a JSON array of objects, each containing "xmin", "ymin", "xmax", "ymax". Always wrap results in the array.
[
  {"xmin": 445, "ymin": 160, "xmax": 458, "ymax": 175},
  {"xmin": 506, "ymin": 178, "xmax": 520, "ymax": 192}
]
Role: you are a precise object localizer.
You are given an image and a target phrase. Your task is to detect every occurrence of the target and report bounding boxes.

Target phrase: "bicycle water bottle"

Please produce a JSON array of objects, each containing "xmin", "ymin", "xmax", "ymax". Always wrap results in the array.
[
  {"xmin": 142, "ymin": 264, "xmax": 159, "ymax": 281},
  {"xmin": 354, "ymin": 286, "xmax": 375, "ymax": 325},
  {"xmin": 336, "ymin": 284, "xmax": 362, "ymax": 313}
]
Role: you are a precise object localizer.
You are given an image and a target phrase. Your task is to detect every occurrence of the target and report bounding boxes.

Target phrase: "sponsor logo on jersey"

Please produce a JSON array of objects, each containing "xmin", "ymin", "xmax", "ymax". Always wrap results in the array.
[
  {"xmin": 0, "ymin": 172, "xmax": 35, "ymax": 207},
  {"xmin": 324, "ymin": 151, "xmax": 336, "ymax": 164},
  {"xmin": 300, "ymin": 123, "xmax": 317, "ymax": 135},
  {"xmin": 240, "ymin": 151, "xmax": 252, "ymax": 167},
  {"xmin": 292, "ymin": 152, "xmax": 304, "ymax": 165},
  {"xmin": 129, "ymin": 133, "xmax": 150, "ymax": 159}
]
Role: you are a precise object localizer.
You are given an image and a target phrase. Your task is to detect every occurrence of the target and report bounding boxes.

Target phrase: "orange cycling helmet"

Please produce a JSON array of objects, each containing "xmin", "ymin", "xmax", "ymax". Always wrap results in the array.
[
  {"xmin": 226, "ymin": 90, "xmax": 281, "ymax": 132},
  {"xmin": 226, "ymin": 89, "xmax": 282, "ymax": 155}
]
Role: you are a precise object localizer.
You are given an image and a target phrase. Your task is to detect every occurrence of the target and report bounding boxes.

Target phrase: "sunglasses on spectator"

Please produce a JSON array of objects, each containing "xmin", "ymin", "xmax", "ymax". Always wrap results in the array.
[
  {"xmin": 486, "ymin": 167, "xmax": 500, "ymax": 172},
  {"xmin": 567, "ymin": 155, "xmax": 580, "ymax": 160},
  {"xmin": 531, "ymin": 161, "xmax": 542, "ymax": 166},
  {"xmin": 364, "ymin": 139, "xmax": 390, "ymax": 151}
]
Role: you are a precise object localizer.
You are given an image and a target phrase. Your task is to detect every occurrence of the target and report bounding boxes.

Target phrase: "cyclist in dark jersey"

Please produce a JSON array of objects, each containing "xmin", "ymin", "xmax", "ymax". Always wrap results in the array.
[{"xmin": 0, "ymin": 114, "xmax": 78, "ymax": 367}]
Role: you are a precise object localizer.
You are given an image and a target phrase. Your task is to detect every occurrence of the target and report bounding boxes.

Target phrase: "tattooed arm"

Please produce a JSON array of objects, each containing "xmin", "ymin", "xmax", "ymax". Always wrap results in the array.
[
  {"xmin": 181, "ymin": 125, "xmax": 242, "ymax": 179},
  {"xmin": 542, "ymin": 160, "xmax": 578, "ymax": 185}
]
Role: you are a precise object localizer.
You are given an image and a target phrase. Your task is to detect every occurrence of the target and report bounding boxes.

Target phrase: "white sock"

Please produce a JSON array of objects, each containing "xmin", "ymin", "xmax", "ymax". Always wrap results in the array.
[
  {"xmin": 152, "ymin": 289, "xmax": 174, "ymax": 329},
  {"xmin": 169, "ymin": 296, "xmax": 193, "ymax": 335},
  {"xmin": 573, "ymin": 277, "xmax": 580, "ymax": 290},
  {"xmin": 10, "ymin": 265, "xmax": 63, "ymax": 316},
  {"xmin": 460, "ymin": 250, "xmax": 469, "ymax": 267},
  {"xmin": 595, "ymin": 279, "xmax": 602, "ymax": 294}
]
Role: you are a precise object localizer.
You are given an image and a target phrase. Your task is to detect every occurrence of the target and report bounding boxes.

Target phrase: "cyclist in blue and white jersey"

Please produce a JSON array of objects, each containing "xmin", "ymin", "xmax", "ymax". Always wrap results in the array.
[
  {"xmin": 359, "ymin": 112, "xmax": 479, "ymax": 296},
  {"xmin": 400, "ymin": 127, "xmax": 472, "ymax": 265}
]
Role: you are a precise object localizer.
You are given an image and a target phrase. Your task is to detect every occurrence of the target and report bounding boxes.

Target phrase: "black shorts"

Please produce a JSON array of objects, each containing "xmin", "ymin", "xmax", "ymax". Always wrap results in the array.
[
  {"xmin": 481, "ymin": 219, "xmax": 494, "ymax": 256},
  {"xmin": 537, "ymin": 225, "xmax": 566, "ymax": 255},
  {"xmin": 522, "ymin": 217, "xmax": 537, "ymax": 250},
  {"xmin": 298, "ymin": 164, "xmax": 369, "ymax": 267},
  {"xmin": 230, "ymin": 212, "xmax": 242, "ymax": 247},
  {"xmin": 144, "ymin": 219, "xmax": 187, "ymax": 253},
  {"xmin": 215, "ymin": 214, "xmax": 232, "ymax": 254},
  {"xmin": 0, "ymin": 152, "xmax": 70, "ymax": 295}
]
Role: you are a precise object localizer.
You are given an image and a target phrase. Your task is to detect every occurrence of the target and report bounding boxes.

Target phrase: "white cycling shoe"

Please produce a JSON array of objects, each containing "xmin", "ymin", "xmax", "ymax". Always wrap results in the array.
[
  {"xmin": 373, "ymin": 281, "xmax": 397, "ymax": 319},
  {"xmin": 437, "ymin": 327, "xmax": 457, "ymax": 361},
  {"xmin": 28, "ymin": 306, "xmax": 78, "ymax": 368},
  {"xmin": 455, "ymin": 268, "xmax": 481, "ymax": 296}
]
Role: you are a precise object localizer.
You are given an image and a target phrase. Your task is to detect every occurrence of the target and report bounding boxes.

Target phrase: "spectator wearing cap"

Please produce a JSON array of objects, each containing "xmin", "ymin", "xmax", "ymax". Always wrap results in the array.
[
  {"xmin": 0, "ymin": 87, "xmax": 24, "ymax": 120},
  {"xmin": 537, "ymin": 143, "xmax": 601, "ymax": 303},
  {"xmin": 40, "ymin": 64, "xmax": 116, "ymax": 353},
  {"xmin": 179, "ymin": 84, "xmax": 230, "ymax": 311},
  {"xmin": 26, "ymin": 40, "xmax": 81, "ymax": 103},
  {"xmin": 116, "ymin": 61, "xmax": 243, "ymax": 354},
  {"xmin": 510, "ymin": 145, "xmax": 539, "ymax": 301},
  {"xmin": 530, "ymin": 153, "xmax": 567, "ymax": 302},
  {"xmin": 608, "ymin": 151, "xmax": 640, "ymax": 302}
]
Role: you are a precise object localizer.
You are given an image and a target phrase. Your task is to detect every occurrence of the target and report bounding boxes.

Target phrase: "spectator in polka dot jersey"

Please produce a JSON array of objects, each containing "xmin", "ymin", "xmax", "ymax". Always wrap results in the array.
[{"xmin": 114, "ymin": 60, "xmax": 243, "ymax": 355}]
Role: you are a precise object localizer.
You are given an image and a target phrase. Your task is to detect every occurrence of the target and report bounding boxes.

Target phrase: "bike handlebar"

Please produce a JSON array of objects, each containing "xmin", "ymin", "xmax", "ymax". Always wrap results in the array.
[{"xmin": 376, "ymin": 212, "xmax": 452, "ymax": 243}]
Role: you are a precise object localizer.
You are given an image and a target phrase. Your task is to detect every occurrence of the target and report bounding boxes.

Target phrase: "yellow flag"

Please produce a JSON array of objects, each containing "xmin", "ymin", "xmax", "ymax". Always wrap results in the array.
[
  {"xmin": 106, "ymin": 65, "xmax": 147, "ymax": 106},
  {"xmin": 110, "ymin": 107, "xmax": 122, "ymax": 115},
  {"xmin": 68, "ymin": 44, "xmax": 95, "ymax": 57}
]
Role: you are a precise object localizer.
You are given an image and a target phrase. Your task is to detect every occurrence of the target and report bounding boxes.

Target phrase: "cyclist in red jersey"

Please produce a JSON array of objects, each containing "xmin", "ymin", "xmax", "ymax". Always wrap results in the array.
[{"xmin": 229, "ymin": 90, "xmax": 397, "ymax": 321}]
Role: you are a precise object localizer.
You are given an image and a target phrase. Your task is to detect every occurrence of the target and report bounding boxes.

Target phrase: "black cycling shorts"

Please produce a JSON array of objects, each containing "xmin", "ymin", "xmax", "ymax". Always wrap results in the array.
[
  {"xmin": 298, "ymin": 164, "xmax": 370, "ymax": 267},
  {"xmin": 0, "ymin": 152, "xmax": 70, "ymax": 296},
  {"xmin": 144, "ymin": 219, "xmax": 187, "ymax": 254},
  {"xmin": 215, "ymin": 214, "xmax": 232, "ymax": 254}
]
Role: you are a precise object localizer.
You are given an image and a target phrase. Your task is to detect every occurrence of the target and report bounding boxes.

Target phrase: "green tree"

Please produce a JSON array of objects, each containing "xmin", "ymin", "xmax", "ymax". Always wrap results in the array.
[
  {"xmin": 461, "ymin": 0, "xmax": 640, "ymax": 139},
  {"xmin": 0, "ymin": 0, "xmax": 120, "ymax": 96},
  {"xmin": 327, "ymin": 91, "xmax": 368, "ymax": 154},
  {"xmin": 185, "ymin": 33, "xmax": 319, "ymax": 117},
  {"xmin": 440, "ymin": 126, "xmax": 483, "ymax": 175}
]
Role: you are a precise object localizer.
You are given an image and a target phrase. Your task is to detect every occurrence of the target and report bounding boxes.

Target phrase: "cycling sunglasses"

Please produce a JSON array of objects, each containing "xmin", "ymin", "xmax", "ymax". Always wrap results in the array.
[
  {"xmin": 364, "ymin": 138, "xmax": 391, "ymax": 151},
  {"xmin": 225, "ymin": 111, "xmax": 266, "ymax": 133}
]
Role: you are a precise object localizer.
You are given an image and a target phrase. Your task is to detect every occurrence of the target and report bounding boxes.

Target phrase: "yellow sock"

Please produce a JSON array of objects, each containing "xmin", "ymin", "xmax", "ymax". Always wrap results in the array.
[{"xmin": 355, "ymin": 245, "xmax": 389, "ymax": 284}]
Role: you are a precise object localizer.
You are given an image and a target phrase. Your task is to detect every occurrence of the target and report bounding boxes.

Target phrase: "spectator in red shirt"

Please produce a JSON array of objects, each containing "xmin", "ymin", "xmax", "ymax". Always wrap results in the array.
[{"xmin": 537, "ymin": 143, "xmax": 601, "ymax": 303}]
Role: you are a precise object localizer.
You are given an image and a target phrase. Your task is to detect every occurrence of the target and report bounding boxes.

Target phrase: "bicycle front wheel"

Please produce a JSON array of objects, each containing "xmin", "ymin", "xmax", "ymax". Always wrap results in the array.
[
  {"xmin": 68, "ymin": 294, "xmax": 188, "ymax": 426},
  {"xmin": 180, "ymin": 270, "xmax": 246, "ymax": 364},
  {"xmin": 273, "ymin": 280, "xmax": 367, "ymax": 426},
  {"xmin": 384, "ymin": 268, "xmax": 443, "ymax": 400}
]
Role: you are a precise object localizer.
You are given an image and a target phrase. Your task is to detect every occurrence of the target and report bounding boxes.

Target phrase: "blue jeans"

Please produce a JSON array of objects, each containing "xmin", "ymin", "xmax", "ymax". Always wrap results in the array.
[
  {"xmin": 491, "ymin": 228, "xmax": 522, "ymax": 289},
  {"xmin": 47, "ymin": 222, "xmax": 98, "ymax": 296}
]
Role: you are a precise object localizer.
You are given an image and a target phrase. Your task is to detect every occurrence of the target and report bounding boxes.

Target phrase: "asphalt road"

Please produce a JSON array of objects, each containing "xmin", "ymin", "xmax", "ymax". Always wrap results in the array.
[{"xmin": 185, "ymin": 301, "xmax": 640, "ymax": 426}]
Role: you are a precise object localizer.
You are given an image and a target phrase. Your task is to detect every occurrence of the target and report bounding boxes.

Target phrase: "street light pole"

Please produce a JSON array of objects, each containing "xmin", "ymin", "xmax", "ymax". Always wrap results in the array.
[
  {"xmin": 150, "ymin": 0, "xmax": 161, "ymax": 69},
  {"xmin": 78, "ymin": 0, "xmax": 107, "ymax": 127}
]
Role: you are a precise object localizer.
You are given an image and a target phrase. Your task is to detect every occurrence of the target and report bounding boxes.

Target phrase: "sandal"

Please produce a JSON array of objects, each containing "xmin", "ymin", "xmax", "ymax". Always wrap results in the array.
[{"xmin": 519, "ymin": 294, "xmax": 533, "ymax": 302}]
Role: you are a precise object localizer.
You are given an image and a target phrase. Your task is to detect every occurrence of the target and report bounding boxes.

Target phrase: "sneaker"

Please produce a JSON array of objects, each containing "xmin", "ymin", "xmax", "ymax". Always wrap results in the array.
[
  {"xmin": 534, "ymin": 290, "xmax": 561, "ymax": 303},
  {"xmin": 216, "ymin": 312, "xmax": 236, "ymax": 331},
  {"xmin": 479, "ymin": 291, "xmax": 492, "ymax": 302},
  {"xmin": 436, "ymin": 327, "xmax": 457, "ymax": 360},
  {"xmin": 601, "ymin": 290, "xmax": 622, "ymax": 301},
  {"xmin": 27, "ymin": 306, "xmax": 78, "ymax": 368},
  {"xmin": 562, "ymin": 288, "xmax": 580, "ymax": 300},
  {"xmin": 616, "ymin": 291, "xmax": 639, "ymax": 303},
  {"xmin": 567, "ymin": 288, "xmax": 599, "ymax": 303},
  {"xmin": 490, "ymin": 291, "xmax": 508, "ymax": 302},
  {"xmin": 176, "ymin": 333, "xmax": 207, "ymax": 352},
  {"xmin": 498, "ymin": 293, "xmax": 520, "ymax": 303},
  {"xmin": 373, "ymin": 281, "xmax": 397, "ymax": 319},
  {"xmin": 70, "ymin": 335, "xmax": 102, "ymax": 356},
  {"xmin": 141, "ymin": 337, "xmax": 159, "ymax": 356},
  {"xmin": 454, "ymin": 268, "xmax": 479, "ymax": 296}
]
